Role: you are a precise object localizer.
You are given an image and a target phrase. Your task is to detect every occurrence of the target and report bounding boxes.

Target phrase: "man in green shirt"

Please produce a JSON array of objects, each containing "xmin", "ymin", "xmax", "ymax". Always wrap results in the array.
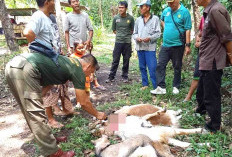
[
  {"xmin": 5, "ymin": 53, "xmax": 106, "ymax": 157},
  {"xmin": 106, "ymin": 1, "xmax": 134, "ymax": 83}
]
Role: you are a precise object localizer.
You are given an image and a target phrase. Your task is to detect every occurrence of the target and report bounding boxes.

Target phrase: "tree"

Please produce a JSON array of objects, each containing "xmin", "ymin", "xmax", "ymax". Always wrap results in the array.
[
  {"xmin": 99, "ymin": 0, "xmax": 104, "ymax": 28},
  {"xmin": 128, "ymin": 0, "xmax": 132, "ymax": 15},
  {"xmin": 192, "ymin": 0, "xmax": 201, "ymax": 36},
  {"xmin": 0, "ymin": 0, "xmax": 19, "ymax": 53},
  {"xmin": 55, "ymin": 0, "xmax": 67, "ymax": 52}
]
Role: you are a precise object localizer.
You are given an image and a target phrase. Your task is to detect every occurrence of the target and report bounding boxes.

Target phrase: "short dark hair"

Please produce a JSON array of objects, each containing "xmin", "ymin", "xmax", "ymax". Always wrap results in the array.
[
  {"xmin": 119, "ymin": 1, "xmax": 128, "ymax": 8},
  {"xmin": 68, "ymin": 0, "xmax": 79, "ymax": 5},
  {"xmin": 36, "ymin": 0, "xmax": 51, "ymax": 7},
  {"xmin": 73, "ymin": 39, "xmax": 83, "ymax": 49},
  {"xmin": 81, "ymin": 54, "xmax": 100, "ymax": 71}
]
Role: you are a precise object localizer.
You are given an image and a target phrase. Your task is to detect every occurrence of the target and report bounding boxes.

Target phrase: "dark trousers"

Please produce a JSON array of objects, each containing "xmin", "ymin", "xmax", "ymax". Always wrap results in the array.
[
  {"xmin": 156, "ymin": 45, "xmax": 185, "ymax": 89},
  {"xmin": 196, "ymin": 68, "xmax": 223, "ymax": 131},
  {"xmin": 109, "ymin": 43, "xmax": 132, "ymax": 79}
]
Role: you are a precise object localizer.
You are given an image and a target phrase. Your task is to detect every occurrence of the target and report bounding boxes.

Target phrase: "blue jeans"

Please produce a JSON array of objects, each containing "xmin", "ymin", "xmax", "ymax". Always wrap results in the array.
[{"xmin": 137, "ymin": 51, "xmax": 157, "ymax": 89}]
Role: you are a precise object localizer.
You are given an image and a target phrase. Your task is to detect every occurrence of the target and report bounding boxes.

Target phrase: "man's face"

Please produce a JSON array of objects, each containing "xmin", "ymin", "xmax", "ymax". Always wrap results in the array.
[
  {"xmin": 196, "ymin": 0, "xmax": 204, "ymax": 6},
  {"xmin": 118, "ymin": 4, "xmax": 127, "ymax": 16},
  {"xmin": 47, "ymin": 0, "xmax": 55, "ymax": 13},
  {"xmin": 139, "ymin": 5, "xmax": 149, "ymax": 15},
  {"xmin": 168, "ymin": 0, "xmax": 180, "ymax": 11},
  {"xmin": 84, "ymin": 65, "xmax": 95, "ymax": 76},
  {"xmin": 70, "ymin": 0, "xmax": 80, "ymax": 11}
]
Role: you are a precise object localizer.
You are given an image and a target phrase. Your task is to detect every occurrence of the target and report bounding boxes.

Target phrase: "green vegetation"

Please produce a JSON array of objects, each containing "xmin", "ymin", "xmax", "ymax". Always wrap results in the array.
[
  {"xmin": 0, "ymin": 35, "xmax": 6, "ymax": 47},
  {"xmin": 1, "ymin": 0, "xmax": 232, "ymax": 155},
  {"xmin": 62, "ymin": 33, "xmax": 231, "ymax": 157},
  {"xmin": 60, "ymin": 116, "xmax": 96, "ymax": 157}
]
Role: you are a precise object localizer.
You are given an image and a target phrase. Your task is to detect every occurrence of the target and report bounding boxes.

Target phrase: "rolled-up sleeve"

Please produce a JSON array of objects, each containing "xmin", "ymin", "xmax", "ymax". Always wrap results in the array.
[{"xmin": 211, "ymin": 8, "xmax": 232, "ymax": 43}]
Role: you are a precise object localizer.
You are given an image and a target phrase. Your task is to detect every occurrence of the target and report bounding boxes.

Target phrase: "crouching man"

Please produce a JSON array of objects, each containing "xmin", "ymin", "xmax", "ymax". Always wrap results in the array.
[{"xmin": 5, "ymin": 53, "xmax": 106, "ymax": 157}]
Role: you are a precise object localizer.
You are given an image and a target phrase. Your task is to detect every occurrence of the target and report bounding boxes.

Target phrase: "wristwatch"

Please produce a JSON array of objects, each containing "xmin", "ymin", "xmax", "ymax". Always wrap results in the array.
[{"xmin": 185, "ymin": 43, "xmax": 191, "ymax": 47}]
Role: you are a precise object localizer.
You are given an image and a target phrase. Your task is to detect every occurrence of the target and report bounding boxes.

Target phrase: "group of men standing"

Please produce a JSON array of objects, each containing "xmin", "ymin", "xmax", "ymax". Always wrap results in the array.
[
  {"xmin": 108, "ymin": 0, "xmax": 231, "ymax": 135},
  {"xmin": 4, "ymin": 0, "xmax": 232, "ymax": 156},
  {"xmin": 107, "ymin": 0, "xmax": 192, "ymax": 94}
]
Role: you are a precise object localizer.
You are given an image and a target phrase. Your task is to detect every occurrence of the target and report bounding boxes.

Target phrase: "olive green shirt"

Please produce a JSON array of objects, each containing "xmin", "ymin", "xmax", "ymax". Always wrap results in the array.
[
  {"xmin": 22, "ymin": 53, "xmax": 85, "ymax": 89},
  {"xmin": 112, "ymin": 13, "xmax": 134, "ymax": 43}
]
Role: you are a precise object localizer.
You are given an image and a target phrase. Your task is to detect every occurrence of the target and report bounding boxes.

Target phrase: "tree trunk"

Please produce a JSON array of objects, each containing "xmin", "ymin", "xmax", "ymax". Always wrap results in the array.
[
  {"xmin": 55, "ymin": 0, "xmax": 67, "ymax": 52},
  {"xmin": 128, "ymin": 0, "xmax": 133, "ymax": 15},
  {"xmin": 99, "ymin": 0, "xmax": 104, "ymax": 28},
  {"xmin": 192, "ymin": 0, "xmax": 201, "ymax": 37},
  {"xmin": 0, "ymin": 0, "xmax": 19, "ymax": 53}
]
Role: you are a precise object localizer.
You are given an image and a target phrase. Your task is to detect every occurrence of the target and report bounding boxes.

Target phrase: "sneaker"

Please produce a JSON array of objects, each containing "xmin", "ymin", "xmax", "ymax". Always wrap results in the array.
[
  {"xmin": 150, "ymin": 86, "xmax": 166, "ymax": 94},
  {"xmin": 172, "ymin": 87, "xmax": 179, "ymax": 94},
  {"xmin": 105, "ymin": 78, "xmax": 115, "ymax": 83},
  {"xmin": 140, "ymin": 86, "xmax": 148, "ymax": 90}
]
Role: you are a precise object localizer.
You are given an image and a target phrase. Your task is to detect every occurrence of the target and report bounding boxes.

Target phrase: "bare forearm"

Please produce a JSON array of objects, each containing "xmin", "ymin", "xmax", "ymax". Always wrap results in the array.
[
  {"xmin": 88, "ymin": 30, "xmax": 93, "ymax": 41},
  {"xmin": 23, "ymin": 28, "xmax": 36, "ymax": 43},
  {"xmin": 65, "ymin": 31, "xmax": 70, "ymax": 48},
  {"xmin": 186, "ymin": 30, "xmax": 191, "ymax": 43},
  {"xmin": 75, "ymin": 89, "xmax": 98, "ymax": 117},
  {"xmin": 225, "ymin": 41, "xmax": 232, "ymax": 64},
  {"xmin": 75, "ymin": 89, "xmax": 106, "ymax": 120},
  {"xmin": 81, "ymin": 100, "xmax": 98, "ymax": 117},
  {"xmin": 161, "ymin": 21, "xmax": 165, "ymax": 29}
]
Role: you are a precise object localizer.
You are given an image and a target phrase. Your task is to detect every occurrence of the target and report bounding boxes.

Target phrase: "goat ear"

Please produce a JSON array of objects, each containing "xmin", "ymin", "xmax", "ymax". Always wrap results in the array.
[{"xmin": 91, "ymin": 140, "xmax": 96, "ymax": 144}]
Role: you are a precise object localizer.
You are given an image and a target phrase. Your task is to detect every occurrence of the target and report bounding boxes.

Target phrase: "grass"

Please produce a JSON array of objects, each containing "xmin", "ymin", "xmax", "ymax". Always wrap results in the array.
[
  {"xmin": 0, "ymin": 32, "xmax": 231, "ymax": 156},
  {"xmin": 92, "ymin": 33, "xmax": 232, "ymax": 156},
  {"xmin": 0, "ymin": 35, "xmax": 6, "ymax": 47},
  {"xmin": 60, "ymin": 116, "xmax": 96, "ymax": 157}
]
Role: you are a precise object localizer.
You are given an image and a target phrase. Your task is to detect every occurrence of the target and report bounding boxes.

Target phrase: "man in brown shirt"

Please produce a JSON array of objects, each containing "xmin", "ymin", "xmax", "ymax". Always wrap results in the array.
[{"xmin": 196, "ymin": 0, "xmax": 232, "ymax": 132}]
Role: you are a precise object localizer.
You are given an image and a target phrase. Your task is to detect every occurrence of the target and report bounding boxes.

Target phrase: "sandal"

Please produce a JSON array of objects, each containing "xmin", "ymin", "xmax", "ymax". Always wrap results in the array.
[{"xmin": 94, "ymin": 85, "xmax": 106, "ymax": 91}]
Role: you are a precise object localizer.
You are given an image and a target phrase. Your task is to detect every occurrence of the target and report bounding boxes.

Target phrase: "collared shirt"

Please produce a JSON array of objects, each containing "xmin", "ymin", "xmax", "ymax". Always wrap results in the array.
[
  {"xmin": 161, "ymin": 4, "xmax": 192, "ymax": 47},
  {"xmin": 199, "ymin": 0, "xmax": 232, "ymax": 70},
  {"xmin": 133, "ymin": 14, "xmax": 161, "ymax": 51},
  {"xmin": 112, "ymin": 13, "xmax": 134, "ymax": 43}
]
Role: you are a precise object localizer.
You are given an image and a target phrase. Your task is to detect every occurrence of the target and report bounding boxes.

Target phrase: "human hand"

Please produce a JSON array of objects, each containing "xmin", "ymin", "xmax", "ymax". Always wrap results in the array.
[
  {"xmin": 84, "ymin": 40, "xmax": 91, "ymax": 50},
  {"xmin": 96, "ymin": 112, "xmax": 107, "ymax": 120},
  {"xmin": 143, "ymin": 38, "xmax": 150, "ymax": 43},
  {"xmin": 136, "ymin": 37, "xmax": 143, "ymax": 43},
  {"xmin": 67, "ymin": 47, "xmax": 72, "ymax": 56},
  {"xmin": 195, "ymin": 35, "xmax": 201, "ymax": 48},
  {"xmin": 60, "ymin": 49, "xmax": 65, "ymax": 55},
  {"xmin": 184, "ymin": 46, "xmax": 191, "ymax": 56}
]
